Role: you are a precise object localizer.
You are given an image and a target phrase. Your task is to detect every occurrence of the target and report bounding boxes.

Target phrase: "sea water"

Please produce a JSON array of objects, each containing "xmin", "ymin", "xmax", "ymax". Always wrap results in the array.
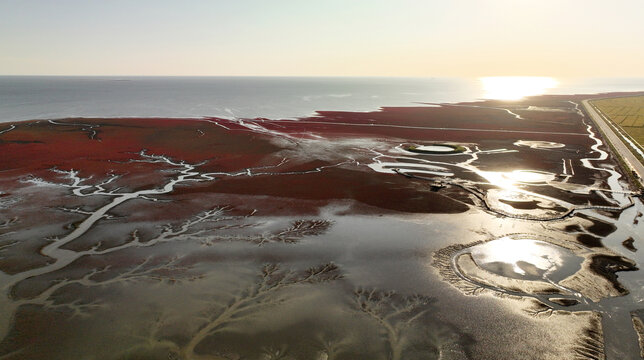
[{"xmin": 1, "ymin": 76, "xmax": 643, "ymax": 123}]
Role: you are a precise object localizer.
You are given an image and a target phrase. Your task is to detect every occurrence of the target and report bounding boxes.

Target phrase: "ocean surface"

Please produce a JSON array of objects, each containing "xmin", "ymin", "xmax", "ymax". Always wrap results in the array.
[{"xmin": 1, "ymin": 76, "xmax": 643, "ymax": 123}]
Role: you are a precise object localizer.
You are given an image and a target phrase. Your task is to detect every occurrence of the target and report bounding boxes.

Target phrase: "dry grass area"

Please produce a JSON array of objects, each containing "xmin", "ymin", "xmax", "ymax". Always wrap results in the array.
[{"xmin": 593, "ymin": 95, "xmax": 644, "ymax": 145}]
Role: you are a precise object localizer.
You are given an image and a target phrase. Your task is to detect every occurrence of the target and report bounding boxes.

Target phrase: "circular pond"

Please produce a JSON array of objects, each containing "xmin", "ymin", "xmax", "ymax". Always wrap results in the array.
[
  {"xmin": 514, "ymin": 140, "xmax": 565, "ymax": 149},
  {"xmin": 404, "ymin": 144, "xmax": 465, "ymax": 154},
  {"xmin": 469, "ymin": 237, "xmax": 583, "ymax": 282}
]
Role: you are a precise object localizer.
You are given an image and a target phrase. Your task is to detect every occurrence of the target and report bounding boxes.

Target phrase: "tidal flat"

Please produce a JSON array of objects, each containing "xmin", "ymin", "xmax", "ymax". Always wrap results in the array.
[{"xmin": 0, "ymin": 94, "xmax": 643, "ymax": 359}]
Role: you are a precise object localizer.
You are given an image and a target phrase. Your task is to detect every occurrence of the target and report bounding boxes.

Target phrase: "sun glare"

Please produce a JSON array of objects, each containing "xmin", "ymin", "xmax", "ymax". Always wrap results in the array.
[
  {"xmin": 480, "ymin": 76, "xmax": 559, "ymax": 101},
  {"xmin": 470, "ymin": 238, "xmax": 565, "ymax": 277}
]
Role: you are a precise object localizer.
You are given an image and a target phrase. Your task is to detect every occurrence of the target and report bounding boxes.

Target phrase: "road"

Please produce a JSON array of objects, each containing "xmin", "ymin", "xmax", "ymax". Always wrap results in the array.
[{"xmin": 582, "ymin": 99, "xmax": 644, "ymax": 188}]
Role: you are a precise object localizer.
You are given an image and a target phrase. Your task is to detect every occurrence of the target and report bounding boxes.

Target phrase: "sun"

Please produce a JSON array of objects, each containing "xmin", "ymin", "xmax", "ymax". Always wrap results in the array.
[{"xmin": 480, "ymin": 76, "xmax": 559, "ymax": 101}]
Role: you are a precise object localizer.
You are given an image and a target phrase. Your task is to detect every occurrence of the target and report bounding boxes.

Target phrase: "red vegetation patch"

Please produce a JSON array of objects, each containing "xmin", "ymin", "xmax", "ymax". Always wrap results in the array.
[{"xmin": 0, "ymin": 93, "xmax": 625, "ymax": 215}]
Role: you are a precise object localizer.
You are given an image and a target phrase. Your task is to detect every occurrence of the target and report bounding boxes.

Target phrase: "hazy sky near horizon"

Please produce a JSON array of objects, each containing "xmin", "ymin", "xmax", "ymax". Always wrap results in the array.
[{"xmin": 1, "ymin": 0, "xmax": 643, "ymax": 77}]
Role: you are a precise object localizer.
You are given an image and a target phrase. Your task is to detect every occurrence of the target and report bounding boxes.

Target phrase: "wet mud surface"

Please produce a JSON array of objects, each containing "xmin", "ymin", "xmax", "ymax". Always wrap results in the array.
[{"xmin": 0, "ymin": 94, "xmax": 643, "ymax": 359}]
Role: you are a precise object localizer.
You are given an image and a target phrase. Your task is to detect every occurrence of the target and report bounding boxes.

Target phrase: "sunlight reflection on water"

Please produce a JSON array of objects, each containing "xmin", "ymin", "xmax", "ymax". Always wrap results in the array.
[
  {"xmin": 480, "ymin": 76, "xmax": 559, "ymax": 100},
  {"xmin": 470, "ymin": 237, "xmax": 582, "ymax": 281},
  {"xmin": 503, "ymin": 170, "xmax": 556, "ymax": 184}
]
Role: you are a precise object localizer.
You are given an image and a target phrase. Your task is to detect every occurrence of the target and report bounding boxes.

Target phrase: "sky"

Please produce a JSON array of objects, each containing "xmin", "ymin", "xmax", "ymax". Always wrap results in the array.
[{"xmin": 1, "ymin": 0, "xmax": 643, "ymax": 77}]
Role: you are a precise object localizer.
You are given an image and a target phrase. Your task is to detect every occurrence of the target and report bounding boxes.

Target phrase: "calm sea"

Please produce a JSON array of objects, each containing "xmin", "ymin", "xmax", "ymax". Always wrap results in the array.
[{"xmin": 1, "ymin": 76, "xmax": 643, "ymax": 123}]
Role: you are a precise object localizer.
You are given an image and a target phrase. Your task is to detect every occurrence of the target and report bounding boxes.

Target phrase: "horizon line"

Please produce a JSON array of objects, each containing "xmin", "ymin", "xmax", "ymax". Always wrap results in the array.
[{"xmin": 2, "ymin": 74, "xmax": 643, "ymax": 80}]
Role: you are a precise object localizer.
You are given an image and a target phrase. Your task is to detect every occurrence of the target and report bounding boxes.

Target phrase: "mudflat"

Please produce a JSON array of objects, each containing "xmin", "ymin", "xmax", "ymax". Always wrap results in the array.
[{"xmin": 0, "ymin": 94, "xmax": 642, "ymax": 359}]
